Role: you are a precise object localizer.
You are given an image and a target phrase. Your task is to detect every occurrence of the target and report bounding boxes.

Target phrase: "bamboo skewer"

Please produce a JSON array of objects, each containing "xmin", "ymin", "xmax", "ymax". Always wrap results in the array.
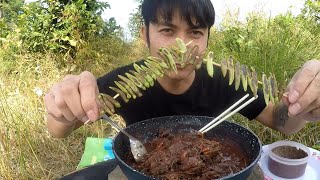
[{"xmin": 199, "ymin": 94, "xmax": 258, "ymax": 133}]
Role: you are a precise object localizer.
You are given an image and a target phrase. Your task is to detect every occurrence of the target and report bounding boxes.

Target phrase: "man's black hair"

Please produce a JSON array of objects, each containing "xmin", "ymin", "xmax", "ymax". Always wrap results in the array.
[{"xmin": 141, "ymin": 0, "xmax": 215, "ymax": 46}]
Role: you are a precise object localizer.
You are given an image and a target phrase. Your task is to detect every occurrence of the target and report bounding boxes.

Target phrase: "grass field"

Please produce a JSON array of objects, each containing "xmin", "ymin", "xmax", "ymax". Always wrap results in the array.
[{"xmin": 1, "ymin": 12, "xmax": 320, "ymax": 180}]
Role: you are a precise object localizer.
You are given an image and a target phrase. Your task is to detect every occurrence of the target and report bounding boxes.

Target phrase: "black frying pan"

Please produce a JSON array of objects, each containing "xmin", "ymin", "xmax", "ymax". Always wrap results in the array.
[{"xmin": 113, "ymin": 115, "xmax": 262, "ymax": 180}]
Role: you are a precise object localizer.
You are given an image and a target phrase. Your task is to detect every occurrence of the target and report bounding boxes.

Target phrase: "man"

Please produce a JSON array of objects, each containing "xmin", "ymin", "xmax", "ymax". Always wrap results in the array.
[{"xmin": 45, "ymin": 0, "xmax": 320, "ymax": 139}]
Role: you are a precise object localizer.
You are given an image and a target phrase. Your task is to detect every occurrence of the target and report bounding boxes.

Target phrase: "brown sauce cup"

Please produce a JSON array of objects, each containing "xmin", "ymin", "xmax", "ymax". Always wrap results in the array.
[{"xmin": 267, "ymin": 140, "xmax": 310, "ymax": 179}]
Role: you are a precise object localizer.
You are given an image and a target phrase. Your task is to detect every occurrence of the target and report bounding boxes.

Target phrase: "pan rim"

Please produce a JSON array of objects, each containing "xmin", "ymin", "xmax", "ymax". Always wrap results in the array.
[{"xmin": 112, "ymin": 115, "xmax": 262, "ymax": 180}]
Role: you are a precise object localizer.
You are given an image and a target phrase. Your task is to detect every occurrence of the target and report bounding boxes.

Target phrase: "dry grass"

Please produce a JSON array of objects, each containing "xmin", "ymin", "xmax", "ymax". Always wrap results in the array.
[
  {"xmin": 0, "ymin": 14, "xmax": 320, "ymax": 179},
  {"xmin": 0, "ymin": 46, "xmax": 319, "ymax": 180},
  {"xmin": 0, "ymin": 49, "xmax": 132, "ymax": 179}
]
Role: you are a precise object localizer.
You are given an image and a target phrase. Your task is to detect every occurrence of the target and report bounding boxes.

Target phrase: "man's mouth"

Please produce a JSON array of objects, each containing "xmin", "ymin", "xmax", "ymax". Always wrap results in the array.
[
  {"xmin": 175, "ymin": 63, "xmax": 182, "ymax": 68},
  {"xmin": 175, "ymin": 63, "xmax": 185, "ymax": 69}
]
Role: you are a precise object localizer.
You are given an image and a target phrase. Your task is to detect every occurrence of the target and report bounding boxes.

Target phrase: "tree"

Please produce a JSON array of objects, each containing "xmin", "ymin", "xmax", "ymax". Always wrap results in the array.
[
  {"xmin": 16, "ymin": 0, "xmax": 110, "ymax": 53},
  {"xmin": 0, "ymin": 1, "xmax": 3, "ymax": 19},
  {"xmin": 302, "ymin": 0, "xmax": 320, "ymax": 23},
  {"xmin": 0, "ymin": 0, "xmax": 24, "ymax": 20},
  {"xmin": 299, "ymin": 0, "xmax": 320, "ymax": 35},
  {"xmin": 100, "ymin": 17, "xmax": 122, "ymax": 37},
  {"xmin": 1, "ymin": 0, "xmax": 123, "ymax": 55},
  {"xmin": 0, "ymin": 0, "xmax": 24, "ymax": 38},
  {"xmin": 128, "ymin": 0, "xmax": 142, "ymax": 39}
]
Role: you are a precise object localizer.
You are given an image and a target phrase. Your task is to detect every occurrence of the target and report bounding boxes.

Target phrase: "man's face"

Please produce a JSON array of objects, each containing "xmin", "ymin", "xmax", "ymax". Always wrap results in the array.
[{"xmin": 143, "ymin": 11, "xmax": 209, "ymax": 81}]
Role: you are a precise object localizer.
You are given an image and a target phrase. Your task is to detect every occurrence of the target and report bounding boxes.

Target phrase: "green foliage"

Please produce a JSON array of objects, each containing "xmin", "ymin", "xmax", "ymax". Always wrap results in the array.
[
  {"xmin": 299, "ymin": 0, "xmax": 320, "ymax": 35},
  {"xmin": 301, "ymin": 0, "xmax": 320, "ymax": 24},
  {"xmin": 100, "ymin": 17, "xmax": 123, "ymax": 38},
  {"xmin": 208, "ymin": 11, "xmax": 320, "ymax": 91},
  {"xmin": 0, "ymin": 19, "xmax": 9, "ymax": 38},
  {"xmin": 0, "ymin": 29, "xmax": 23, "ymax": 74},
  {"xmin": 207, "ymin": 4, "xmax": 320, "ymax": 149},
  {"xmin": 0, "ymin": 0, "xmax": 24, "ymax": 38},
  {"xmin": 17, "ymin": 2, "xmax": 53, "ymax": 52},
  {"xmin": 74, "ymin": 35, "xmax": 135, "ymax": 75},
  {"xmin": 0, "ymin": 0, "xmax": 124, "ymax": 71},
  {"xmin": 0, "ymin": 0, "xmax": 24, "ymax": 21},
  {"xmin": 0, "ymin": 31, "xmax": 135, "ymax": 179},
  {"xmin": 128, "ymin": 0, "xmax": 143, "ymax": 38},
  {"xmin": 0, "ymin": 0, "xmax": 122, "ymax": 55},
  {"xmin": 16, "ymin": 0, "xmax": 109, "ymax": 53}
]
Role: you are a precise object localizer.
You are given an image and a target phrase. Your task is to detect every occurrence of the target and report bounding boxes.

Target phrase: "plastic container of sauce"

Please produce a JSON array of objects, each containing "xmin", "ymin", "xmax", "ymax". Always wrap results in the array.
[{"xmin": 267, "ymin": 140, "xmax": 310, "ymax": 179}]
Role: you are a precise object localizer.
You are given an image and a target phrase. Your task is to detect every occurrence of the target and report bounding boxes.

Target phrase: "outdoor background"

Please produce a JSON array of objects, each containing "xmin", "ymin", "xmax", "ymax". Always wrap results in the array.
[{"xmin": 0, "ymin": 0, "xmax": 319, "ymax": 179}]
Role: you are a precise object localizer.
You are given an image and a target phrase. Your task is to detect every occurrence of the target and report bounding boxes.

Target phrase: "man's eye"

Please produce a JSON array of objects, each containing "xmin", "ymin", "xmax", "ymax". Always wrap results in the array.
[
  {"xmin": 160, "ymin": 28, "xmax": 174, "ymax": 35},
  {"xmin": 190, "ymin": 31, "xmax": 204, "ymax": 38}
]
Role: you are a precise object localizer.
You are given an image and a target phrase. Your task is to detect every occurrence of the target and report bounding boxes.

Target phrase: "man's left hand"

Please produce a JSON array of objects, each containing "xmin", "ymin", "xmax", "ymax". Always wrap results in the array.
[{"xmin": 285, "ymin": 59, "xmax": 320, "ymax": 122}]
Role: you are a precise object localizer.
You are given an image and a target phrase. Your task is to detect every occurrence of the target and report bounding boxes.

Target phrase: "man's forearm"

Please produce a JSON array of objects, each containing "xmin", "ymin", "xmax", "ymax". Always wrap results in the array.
[
  {"xmin": 46, "ymin": 114, "xmax": 76, "ymax": 138},
  {"xmin": 272, "ymin": 102, "xmax": 306, "ymax": 135}
]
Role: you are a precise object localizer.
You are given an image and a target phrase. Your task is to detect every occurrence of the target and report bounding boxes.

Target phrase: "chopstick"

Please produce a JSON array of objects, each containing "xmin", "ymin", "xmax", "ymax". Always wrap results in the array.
[{"xmin": 199, "ymin": 94, "xmax": 258, "ymax": 134}]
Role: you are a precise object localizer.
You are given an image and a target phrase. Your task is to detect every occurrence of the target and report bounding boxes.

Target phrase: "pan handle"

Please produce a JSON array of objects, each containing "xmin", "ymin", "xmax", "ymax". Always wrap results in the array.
[{"xmin": 60, "ymin": 159, "xmax": 117, "ymax": 180}]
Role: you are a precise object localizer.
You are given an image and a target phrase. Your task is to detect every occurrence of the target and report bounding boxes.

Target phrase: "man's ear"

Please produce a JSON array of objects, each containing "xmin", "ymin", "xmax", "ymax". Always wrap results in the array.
[{"xmin": 141, "ymin": 25, "xmax": 147, "ymax": 44}]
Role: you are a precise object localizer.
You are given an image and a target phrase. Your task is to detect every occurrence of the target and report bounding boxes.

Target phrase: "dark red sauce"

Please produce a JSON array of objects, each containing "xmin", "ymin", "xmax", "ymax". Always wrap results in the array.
[{"xmin": 126, "ymin": 130, "xmax": 249, "ymax": 180}]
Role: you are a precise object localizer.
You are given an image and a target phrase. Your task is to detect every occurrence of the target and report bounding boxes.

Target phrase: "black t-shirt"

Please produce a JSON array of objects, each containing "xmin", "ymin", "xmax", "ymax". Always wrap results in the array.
[{"xmin": 97, "ymin": 60, "xmax": 266, "ymax": 126}]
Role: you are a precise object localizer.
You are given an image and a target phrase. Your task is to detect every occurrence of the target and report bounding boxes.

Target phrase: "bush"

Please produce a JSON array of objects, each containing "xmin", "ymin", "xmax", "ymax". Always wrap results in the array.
[
  {"xmin": 17, "ymin": 0, "xmax": 108, "ymax": 54},
  {"xmin": 208, "ymin": 7, "xmax": 320, "ymax": 148},
  {"xmin": 208, "ymin": 12, "xmax": 320, "ymax": 88}
]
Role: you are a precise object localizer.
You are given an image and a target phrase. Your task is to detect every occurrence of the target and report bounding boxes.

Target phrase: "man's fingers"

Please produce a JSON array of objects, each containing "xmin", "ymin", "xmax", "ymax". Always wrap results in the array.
[
  {"xmin": 84, "ymin": 98, "xmax": 102, "ymax": 124},
  {"xmin": 50, "ymin": 82, "xmax": 78, "ymax": 122},
  {"xmin": 288, "ymin": 72, "xmax": 320, "ymax": 117},
  {"xmin": 44, "ymin": 92, "xmax": 63, "ymax": 118},
  {"xmin": 45, "ymin": 72, "xmax": 99, "ymax": 126},
  {"xmin": 45, "ymin": 84, "xmax": 77, "ymax": 123},
  {"xmin": 287, "ymin": 61, "xmax": 320, "ymax": 104},
  {"xmin": 281, "ymin": 92, "xmax": 290, "ymax": 106},
  {"xmin": 297, "ymin": 97, "xmax": 318, "ymax": 115},
  {"xmin": 295, "ymin": 97, "xmax": 320, "ymax": 119},
  {"xmin": 51, "ymin": 83, "xmax": 76, "ymax": 121},
  {"xmin": 79, "ymin": 71, "xmax": 100, "ymax": 121},
  {"xmin": 54, "ymin": 92, "xmax": 77, "ymax": 122},
  {"xmin": 61, "ymin": 76, "xmax": 89, "ymax": 122},
  {"xmin": 47, "ymin": 113, "xmax": 74, "ymax": 126}
]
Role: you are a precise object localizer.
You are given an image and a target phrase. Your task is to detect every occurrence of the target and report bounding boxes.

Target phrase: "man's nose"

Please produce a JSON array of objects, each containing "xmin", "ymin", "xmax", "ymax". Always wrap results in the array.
[{"xmin": 175, "ymin": 33, "xmax": 192, "ymax": 46}]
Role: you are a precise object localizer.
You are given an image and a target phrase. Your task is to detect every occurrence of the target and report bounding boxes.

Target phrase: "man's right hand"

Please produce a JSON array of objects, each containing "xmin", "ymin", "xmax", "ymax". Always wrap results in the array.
[{"xmin": 44, "ymin": 71, "xmax": 100, "ymax": 136}]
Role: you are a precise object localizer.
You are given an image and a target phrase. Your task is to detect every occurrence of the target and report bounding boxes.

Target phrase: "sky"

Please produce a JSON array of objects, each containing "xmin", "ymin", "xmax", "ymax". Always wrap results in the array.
[
  {"xmin": 25, "ymin": 0, "xmax": 305, "ymax": 38},
  {"xmin": 103, "ymin": 0, "xmax": 305, "ymax": 37}
]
